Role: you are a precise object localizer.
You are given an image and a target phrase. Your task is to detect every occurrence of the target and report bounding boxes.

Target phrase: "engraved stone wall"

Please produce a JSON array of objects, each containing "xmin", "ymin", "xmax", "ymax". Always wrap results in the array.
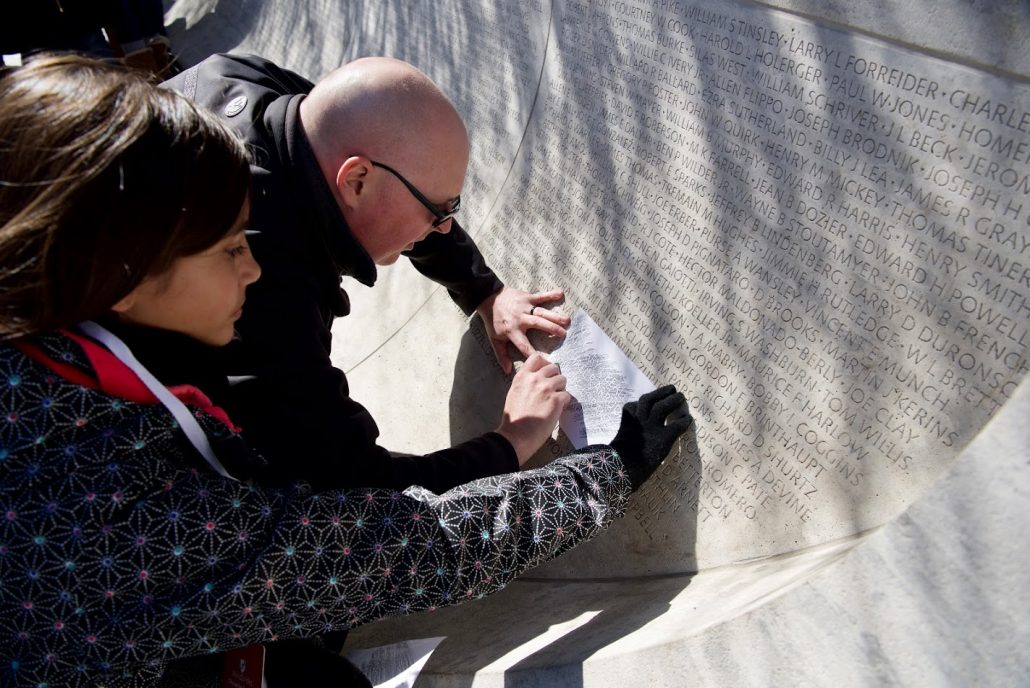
[{"xmin": 470, "ymin": 0, "xmax": 1030, "ymax": 571}]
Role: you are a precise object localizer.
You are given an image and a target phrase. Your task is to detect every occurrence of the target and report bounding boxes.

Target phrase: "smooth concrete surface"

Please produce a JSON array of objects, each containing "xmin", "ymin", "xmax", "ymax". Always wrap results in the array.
[{"xmin": 163, "ymin": 0, "xmax": 1030, "ymax": 684}]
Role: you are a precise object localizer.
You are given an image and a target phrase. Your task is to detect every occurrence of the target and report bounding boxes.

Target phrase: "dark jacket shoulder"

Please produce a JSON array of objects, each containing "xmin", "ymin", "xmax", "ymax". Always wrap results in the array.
[{"xmin": 164, "ymin": 52, "xmax": 314, "ymax": 113}]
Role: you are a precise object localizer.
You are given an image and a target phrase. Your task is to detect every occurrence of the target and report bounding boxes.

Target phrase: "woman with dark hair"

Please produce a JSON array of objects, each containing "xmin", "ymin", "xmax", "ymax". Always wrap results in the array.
[{"xmin": 0, "ymin": 55, "xmax": 690, "ymax": 687}]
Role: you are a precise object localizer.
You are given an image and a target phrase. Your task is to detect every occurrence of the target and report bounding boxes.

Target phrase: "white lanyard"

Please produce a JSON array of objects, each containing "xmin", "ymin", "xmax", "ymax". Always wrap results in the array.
[{"xmin": 78, "ymin": 321, "xmax": 238, "ymax": 482}]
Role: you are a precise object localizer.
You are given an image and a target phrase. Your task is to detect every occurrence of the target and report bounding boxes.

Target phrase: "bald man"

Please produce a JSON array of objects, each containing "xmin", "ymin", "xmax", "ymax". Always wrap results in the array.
[{"xmin": 164, "ymin": 54, "xmax": 571, "ymax": 492}]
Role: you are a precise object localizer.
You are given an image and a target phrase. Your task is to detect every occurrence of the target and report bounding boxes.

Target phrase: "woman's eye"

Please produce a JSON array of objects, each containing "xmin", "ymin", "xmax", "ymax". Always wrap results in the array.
[{"xmin": 226, "ymin": 245, "xmax": 249, "ymax": 258}]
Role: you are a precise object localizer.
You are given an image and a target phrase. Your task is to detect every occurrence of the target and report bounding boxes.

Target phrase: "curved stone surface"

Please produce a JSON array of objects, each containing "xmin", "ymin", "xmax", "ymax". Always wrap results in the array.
[
  {"xmin": 165, "ymin": 0, "xmax": 1030, "ymax": 683},
  {"xmin": 348, "ymin": 373, "xmax": 1030, "ymax": 686}
]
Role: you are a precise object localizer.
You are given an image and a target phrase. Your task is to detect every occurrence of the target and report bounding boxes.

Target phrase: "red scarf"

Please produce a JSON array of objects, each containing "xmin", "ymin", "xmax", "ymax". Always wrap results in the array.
[{"xmin": 13, "ymin": 329, "xmax": 240, "ymax": 431}]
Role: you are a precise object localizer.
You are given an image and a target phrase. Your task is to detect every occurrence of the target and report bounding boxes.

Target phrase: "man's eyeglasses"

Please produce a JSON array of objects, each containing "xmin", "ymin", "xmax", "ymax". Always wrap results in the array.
[{"xmin": 371, "ymin": 161, "xmax": 460, "ymax": 228}]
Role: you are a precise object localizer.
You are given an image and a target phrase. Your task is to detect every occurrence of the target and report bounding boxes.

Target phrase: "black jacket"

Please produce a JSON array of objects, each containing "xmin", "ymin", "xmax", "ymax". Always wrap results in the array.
[{"xmin": 163, "ymin": 54, "xmax": 513, "ymax": 493}]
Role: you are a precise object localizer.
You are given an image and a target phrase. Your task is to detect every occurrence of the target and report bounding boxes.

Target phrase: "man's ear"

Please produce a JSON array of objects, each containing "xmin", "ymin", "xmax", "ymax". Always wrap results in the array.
[{"xmin": 335, "ymin": 156, "xmax": 371, "ymax": 209}]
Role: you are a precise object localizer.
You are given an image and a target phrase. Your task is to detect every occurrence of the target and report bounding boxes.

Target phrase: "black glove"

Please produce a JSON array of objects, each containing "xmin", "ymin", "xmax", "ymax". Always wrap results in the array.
[{"xmin": 610, "ymin": 385, "xmax": 692, "ymax": 490}]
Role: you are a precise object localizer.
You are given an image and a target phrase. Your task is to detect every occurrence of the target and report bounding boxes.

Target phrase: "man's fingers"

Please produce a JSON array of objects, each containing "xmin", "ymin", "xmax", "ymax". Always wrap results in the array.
[
  {"xmin": 555, "ymin": 390, "xmax": 572, "ymax": 412},
  {"xmin": 526, "ymin": 309, "xmax": 569, "ymax": 338},
  {"xmin": 508, "ymin": 331, "xmax": 535, "ymax": 361},
  {"xmin": 521, "ymin": 355, "xmax": 564, "ymax": 397},
  {"xmin": 522, "ymin": 351, "xmax": 550, "ymax": 372},
  {"xmin": 530, "ymin": 289, "xmax": 565, "ymax": 304},
  {"xmin": 489, "ymin": 337, "xmax": 514, "ymax": 375},
  {"xmin": 527, "ymin": 290, "xmax": 571, "ymax": 326},
  {"xmin": 529, "ymin": 306, "xmax": 571, "ymax": 328},
  {"xmin": 538, "ymin": 362, "xmax": 564, "ymax": 380}
]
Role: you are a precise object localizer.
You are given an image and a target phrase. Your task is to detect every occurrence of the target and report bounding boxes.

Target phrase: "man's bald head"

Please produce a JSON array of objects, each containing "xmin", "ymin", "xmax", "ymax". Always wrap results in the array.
[
  {"xmin": 299, "ymin": 57, "xmax": 470, "ymax": 264},
  {"xmin": 301, "ymin": 57, "xmax": 468, "ymax": 185}
]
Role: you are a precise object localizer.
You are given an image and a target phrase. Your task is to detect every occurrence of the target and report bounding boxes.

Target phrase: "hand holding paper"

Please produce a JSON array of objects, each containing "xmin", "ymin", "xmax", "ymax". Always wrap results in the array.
[{"xmin": 549, "ymin": 309, "xmax": 658, "ymax": 448}]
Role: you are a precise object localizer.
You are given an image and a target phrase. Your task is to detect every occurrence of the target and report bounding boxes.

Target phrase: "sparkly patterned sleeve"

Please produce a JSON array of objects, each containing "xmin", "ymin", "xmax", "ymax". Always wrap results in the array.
[
  {"xmin": 85, "ymin": 445, "xmax": 633, "ymax": 670},
  {"xmin": 229, "ymin": 445, "xmax": 633, "ymax": 635},
  {"xmin": 0, "ymin": 338, "xmax": 635, "ymax": 686}
]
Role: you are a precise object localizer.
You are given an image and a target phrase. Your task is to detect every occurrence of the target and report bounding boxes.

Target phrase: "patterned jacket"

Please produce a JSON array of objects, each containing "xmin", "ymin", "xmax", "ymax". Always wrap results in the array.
[{"xmin": 0, "ymin": 333, "xmax": 632, "ymax": 687}]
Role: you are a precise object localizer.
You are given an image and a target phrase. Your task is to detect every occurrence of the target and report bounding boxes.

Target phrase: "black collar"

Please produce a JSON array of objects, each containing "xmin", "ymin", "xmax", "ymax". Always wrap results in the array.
[
  {"xmin": 279, "ymin": 94, "xmax": 378, "ymax": 288},
  {"xmin": 95, "ymin": 315, "xmax": 232, "ymax": 404}
]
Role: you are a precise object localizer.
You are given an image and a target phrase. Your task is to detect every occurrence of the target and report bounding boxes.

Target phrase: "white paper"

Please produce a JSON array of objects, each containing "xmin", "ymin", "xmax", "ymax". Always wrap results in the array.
[
  {"xmin": 345, "ymin": 637, "xmax": 445, "ymax": 688},
  {"xmin": 550, "ymin": 308, "xmax": 656, "ymax": 448}
]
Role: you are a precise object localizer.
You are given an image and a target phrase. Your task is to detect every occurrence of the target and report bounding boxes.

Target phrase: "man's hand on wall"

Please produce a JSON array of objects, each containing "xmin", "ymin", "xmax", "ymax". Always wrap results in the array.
[
  {"xmin": 495, "ymin": 352, "xmax": 571, "ymax": 464},
  {"xmin": 477, "ymin": 287, "xmax": 572, "ymax": 374}
]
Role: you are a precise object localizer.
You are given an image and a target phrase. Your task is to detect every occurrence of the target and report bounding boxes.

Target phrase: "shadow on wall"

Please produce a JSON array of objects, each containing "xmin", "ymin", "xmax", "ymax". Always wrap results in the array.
[
  {"xmin": 498, "ymin": 0, "xmax": 1014, "ymax": 537},
  {"xmin": 164, "ymin": 0, "xmax": 528, "ymax": 101},
  {"xmin": 165, "ymin": 0, "xmax": 363, "ymax": 71},
  {"xmin": 164, "ymin": 0, "xmax": 259, "ymax": 67},
  {"xmin": 441, "ymin": 320, "xmax": 700, "ymax": 688}
]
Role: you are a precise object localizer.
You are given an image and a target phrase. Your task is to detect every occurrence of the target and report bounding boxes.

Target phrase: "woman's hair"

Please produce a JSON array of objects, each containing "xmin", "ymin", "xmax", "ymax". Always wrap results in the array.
[{"xmin": 0, "ymin": 53, "xmax": 251, "ymax": 339}]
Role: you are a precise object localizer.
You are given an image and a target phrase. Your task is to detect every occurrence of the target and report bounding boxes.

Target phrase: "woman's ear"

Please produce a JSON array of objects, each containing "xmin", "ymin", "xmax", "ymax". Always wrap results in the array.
[
  {"xmin": 110, "ymin": 288, "xmax": 138, "ymax": 313},
  {"xmin": 335, "ymin": 156, "xmax": 371, "ymax": 209}
]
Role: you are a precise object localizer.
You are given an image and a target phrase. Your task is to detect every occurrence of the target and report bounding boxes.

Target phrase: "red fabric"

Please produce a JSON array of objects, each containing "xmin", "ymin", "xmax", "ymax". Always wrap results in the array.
[
  {"xmin": 62, "ymin": 329, "xmax": 156, "ymax": 402},
  {"xmin": 13, "ymin": 339, "xmax": 98, "ymax": 388},
  {"xmin": 166, "ymin": 385, "xmax": 238, "ymax": 430},
  {"xmin": 14, "ymin": 331, "xmax": 240, "ymax": 431}
]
